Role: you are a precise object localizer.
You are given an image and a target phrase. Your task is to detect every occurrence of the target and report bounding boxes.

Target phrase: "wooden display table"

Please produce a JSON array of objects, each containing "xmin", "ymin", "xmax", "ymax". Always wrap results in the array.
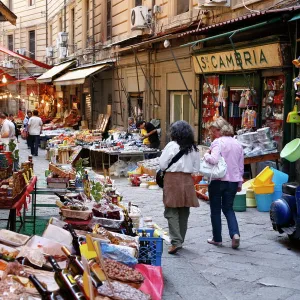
[
  {"xmin": 244, "ymin": 152, "xmax": 280, "ymax": 178},
  {"xmin": 0, "ymin": 176, "xmax": 37, "ymax": 232}
]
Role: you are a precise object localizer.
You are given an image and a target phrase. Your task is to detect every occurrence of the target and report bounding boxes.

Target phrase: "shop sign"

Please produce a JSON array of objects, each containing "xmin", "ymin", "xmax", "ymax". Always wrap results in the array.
[{"xmin": 193, "ymin": 43, "xmax": 283, "ymax": 74}]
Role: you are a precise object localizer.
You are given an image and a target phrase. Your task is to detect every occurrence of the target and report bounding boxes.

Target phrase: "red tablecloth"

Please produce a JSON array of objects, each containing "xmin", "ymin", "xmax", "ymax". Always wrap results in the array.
[{"xmin": 13, "ymin": 176, "xmax": 37, "ymax": 216}]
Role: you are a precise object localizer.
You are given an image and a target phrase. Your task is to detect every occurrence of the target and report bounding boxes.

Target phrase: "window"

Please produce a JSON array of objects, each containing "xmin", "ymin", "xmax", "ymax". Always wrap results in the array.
[
  {"xmin": 176, "ymin": 0, "xmax": 189, "ymax": 15},
  {"xmin": 170, "ymin": 92, "xmax": 192, "ymax": 124},
  {"xmin": 48, "ymin": 24, "xmax": 53, "ymax": 46},
  {"xmin": 29, "ymin": 30, "xmax": 35, "ymax": 59},
  {"xmin": 7, "ymin": 35, "xmax": 13, "ymax": 51},
  {"xmin": 70, "ymin": 8, "xmax": 75, "ymax": 52},
  {"xmin": 135, "ymin": 0, "xmax": 142, "ymax": 5},
  {"xmin": 86, "ymin": 0, "xmax": 89, "ymax": 34},
  {"xmin": 29, "ymin": 0, "xmax": 35, "ymax": 6},
  {"xmin": 106, "ymin": 0, "xmax": 112, "ymax": 41},
  {"xmin": 58, "ymin": 17, "xmax": 62, "ymax": 32}
]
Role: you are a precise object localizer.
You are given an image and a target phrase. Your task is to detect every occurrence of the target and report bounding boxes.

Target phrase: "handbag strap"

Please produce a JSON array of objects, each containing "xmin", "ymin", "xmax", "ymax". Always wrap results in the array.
[{"xmin": 164, "ymin": 149, "xmax": 185, "ymax": 172}]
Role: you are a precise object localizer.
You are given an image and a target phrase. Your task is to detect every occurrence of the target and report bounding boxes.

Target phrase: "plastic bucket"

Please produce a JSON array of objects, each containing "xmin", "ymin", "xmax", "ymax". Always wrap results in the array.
[
  {"xmin": 253, "ymin": 166, "xmax": 274, "ymax": 186},
  {"xmin": 255, "ymin": 193, "xmax": 273, "ymax": 212},
  {"xmin": 272, "ymin": 185, "xmax": 282, "ymax": 202},
  {"xmin": 280, "ymin": 138, "xmax": 300, "ymax": 162},
  {"xmin": 270, "ymin": 167, "xmax": 288, "ymax": 185},
  {"xmin": 233, "ymin": 191, "xmax": 246, "ymax": 212},
  {"xmin": 246, "ymin": 197, "xmax": 257, "ymax": 208},
  {"xmin": 252, "ymin": 182, "xmax": 275, "ymax": 194}
]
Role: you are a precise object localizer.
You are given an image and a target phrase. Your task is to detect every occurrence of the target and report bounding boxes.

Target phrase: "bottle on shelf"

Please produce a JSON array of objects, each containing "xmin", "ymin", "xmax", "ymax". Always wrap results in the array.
[
  {"xmin": 47, "ymin": 255, "xmax": 87, "ymax": 300},
  {"xmin": 29, "ymin": 275, "xmax": 64, "ymax": 300},
  {"xmin": 83, "ymin": 170, "xmax": 91, "ymax": 199},
  {"xmin": 61, "ymin": 246, "xmax": 102, "ymax": 288},
  {"xmin": 64, "ymin": 224, "xmax": 81, "ymax": 256}
]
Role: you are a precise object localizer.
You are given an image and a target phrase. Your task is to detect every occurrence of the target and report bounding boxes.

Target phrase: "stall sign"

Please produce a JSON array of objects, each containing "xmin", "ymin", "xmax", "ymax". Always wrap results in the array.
[{"xmin": 193, "ymin": 43, "xmax": 283, "ymax": 73}]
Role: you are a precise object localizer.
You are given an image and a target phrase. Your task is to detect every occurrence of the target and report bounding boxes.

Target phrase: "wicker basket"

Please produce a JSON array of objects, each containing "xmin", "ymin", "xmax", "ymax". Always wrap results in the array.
[{"xmin": 61, "ymin": 208, "xmax": 92, "ymax": 220}]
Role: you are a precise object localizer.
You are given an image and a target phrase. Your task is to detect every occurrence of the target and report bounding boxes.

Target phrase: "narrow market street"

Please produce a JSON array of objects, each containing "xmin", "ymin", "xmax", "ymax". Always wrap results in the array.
[{"xmin": 4, "ymin": 140, "xmax": 299, "ymax": 300}]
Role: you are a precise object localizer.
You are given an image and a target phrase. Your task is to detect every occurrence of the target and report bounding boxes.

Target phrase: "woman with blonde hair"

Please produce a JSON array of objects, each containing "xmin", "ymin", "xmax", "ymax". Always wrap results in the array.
[{"xmin": 204, "ymin": 117, "xmax": 244, "ymax": 249}]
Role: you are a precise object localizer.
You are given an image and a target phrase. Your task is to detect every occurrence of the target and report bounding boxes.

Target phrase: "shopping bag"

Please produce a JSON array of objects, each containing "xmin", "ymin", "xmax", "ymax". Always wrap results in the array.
[{"xmin": 135, "ymin": 264, "xmax": 163, "ymax": 300}]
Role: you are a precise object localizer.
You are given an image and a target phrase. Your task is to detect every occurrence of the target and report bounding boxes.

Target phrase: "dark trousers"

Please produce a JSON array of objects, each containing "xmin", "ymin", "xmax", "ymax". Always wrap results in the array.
[
  {"xmin": 29, "ymin": 135, "xmax": 40, "ymax": 156},
  {"xmin": 208, "ymin": 180, "xmax": 240, "ymax": 242}
]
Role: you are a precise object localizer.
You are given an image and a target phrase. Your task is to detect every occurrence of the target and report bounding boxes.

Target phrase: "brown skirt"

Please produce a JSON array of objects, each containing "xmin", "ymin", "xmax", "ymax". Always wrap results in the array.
[{"xmin": 163, "ymin": 172, "xmax": 199, "ymax": 208}]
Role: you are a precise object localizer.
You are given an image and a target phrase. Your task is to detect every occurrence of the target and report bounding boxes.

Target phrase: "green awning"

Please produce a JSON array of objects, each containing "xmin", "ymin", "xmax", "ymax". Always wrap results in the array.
[{"xmin": 288, "ymin": 13, "xmax": 300, "ymax": 22}]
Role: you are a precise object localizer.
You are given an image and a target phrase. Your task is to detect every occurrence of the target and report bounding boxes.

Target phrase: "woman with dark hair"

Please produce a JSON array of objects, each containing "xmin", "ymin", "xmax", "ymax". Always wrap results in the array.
[{"xmin": 159, "ymin": 120, "xmax": 200, "ymax": 254}]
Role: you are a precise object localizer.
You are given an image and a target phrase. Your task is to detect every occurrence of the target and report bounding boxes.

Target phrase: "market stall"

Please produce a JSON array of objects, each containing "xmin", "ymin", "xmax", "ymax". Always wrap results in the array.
[{"xmin": 0, "ymin": 168, "xmax": 164, "ymax": 300}]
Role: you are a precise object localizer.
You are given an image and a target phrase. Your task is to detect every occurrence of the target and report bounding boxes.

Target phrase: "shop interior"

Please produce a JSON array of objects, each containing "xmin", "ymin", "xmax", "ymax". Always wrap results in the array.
[{"xmin": 199, "ymin": 72, "xmax": 286, "ymax": 150}]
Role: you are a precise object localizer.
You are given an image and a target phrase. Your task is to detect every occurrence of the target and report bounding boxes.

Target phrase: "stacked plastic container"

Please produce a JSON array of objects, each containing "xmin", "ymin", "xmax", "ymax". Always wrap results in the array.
[
  {"xmin": 251, "ymin": 166, "xmax": 288, "ymax": 212},
  {"xmin": 270, "ymin": 167, "xmax": 288, "ymax": 201},
  {"xmin": 252, "ymin": 167, "xmax": 274, "ymax": 212}
]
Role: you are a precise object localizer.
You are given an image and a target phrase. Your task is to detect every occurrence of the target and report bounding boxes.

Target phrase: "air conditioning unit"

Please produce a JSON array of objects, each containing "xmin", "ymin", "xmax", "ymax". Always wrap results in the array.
[
  {"xmin": 202, "ymin": 0, "xmax": 230, "ymax": 7},
  {"xmin": 57, "ymin": 32, "xmax": 68, "ymax": 45},
  {"xmin": 59, "ymin": 46, "xmax": 67, "ymax": 59},
  {"xmin": 16, "ymin": 48, "xmax": 26, "ymax": 55},
  {"xmin": 2, "ymin": 61, "xmax": 13, "ymax": 68},
  {"xmin": 130, "ymin": 6, "xmax": 149, "ymax": 30},
  {"xmin": 46, "ymin": 46, "xmax": 53, "ymax": 58}
]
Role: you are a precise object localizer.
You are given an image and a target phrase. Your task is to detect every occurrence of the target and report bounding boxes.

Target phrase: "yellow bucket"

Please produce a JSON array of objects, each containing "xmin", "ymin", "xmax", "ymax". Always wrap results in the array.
[
  {"xmin": 253, "ymin": 166, "xmax": 274, "ymax": 186},
  {"xmin": 251, "ymin": 182, "xmax": 275, "ymax": 194}
]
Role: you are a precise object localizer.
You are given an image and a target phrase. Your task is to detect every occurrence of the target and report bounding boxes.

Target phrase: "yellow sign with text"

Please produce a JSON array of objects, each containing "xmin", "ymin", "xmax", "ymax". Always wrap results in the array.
[{"xmin": 193, "ymin": 43, "xmax": 283, "ymax": 74}]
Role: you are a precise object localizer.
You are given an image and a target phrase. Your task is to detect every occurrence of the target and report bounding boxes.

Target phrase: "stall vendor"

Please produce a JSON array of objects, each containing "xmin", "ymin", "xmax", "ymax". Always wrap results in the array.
[
  {"xmin": 128, "ymin": 117, "xmax": 136, "ymax": 132},
  {"xmin": 136, "ymin": 120, "xmax": 160, "ymax": 150}
]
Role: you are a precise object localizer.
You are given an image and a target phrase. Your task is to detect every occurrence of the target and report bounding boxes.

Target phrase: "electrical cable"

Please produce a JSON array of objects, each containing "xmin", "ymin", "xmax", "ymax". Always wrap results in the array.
[{"xmin": 242, "ymin": 0, "xmax": 260, "ymax": 13}]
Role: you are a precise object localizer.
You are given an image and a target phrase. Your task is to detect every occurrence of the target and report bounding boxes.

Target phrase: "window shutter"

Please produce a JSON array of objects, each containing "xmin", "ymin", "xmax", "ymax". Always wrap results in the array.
[
  {"xmin": 29, "ymin": 30, "xmax": 35, "ymax": 59},
  {"xmin": 7, "ymin": 35, "xmax": 13, "ymax": 51}
]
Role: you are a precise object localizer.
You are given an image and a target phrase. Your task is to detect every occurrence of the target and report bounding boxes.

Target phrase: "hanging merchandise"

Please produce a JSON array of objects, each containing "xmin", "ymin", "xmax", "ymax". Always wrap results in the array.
[{"xmin": 239, "ymin": 90, "xmax": 247, "ymax": 108}]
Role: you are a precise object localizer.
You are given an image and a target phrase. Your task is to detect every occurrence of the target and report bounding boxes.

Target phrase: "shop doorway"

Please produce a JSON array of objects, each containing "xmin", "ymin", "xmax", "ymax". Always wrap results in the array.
[
  {"xmin": 170, "ymin": 92, "xmax": 192, "ymax": 124},
  {"xmin": 128, "ymin": 93, "xmax": 143, "ymax": 121}
]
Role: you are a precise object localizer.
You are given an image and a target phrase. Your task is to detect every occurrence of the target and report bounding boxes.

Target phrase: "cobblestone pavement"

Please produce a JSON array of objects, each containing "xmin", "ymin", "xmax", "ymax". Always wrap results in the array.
[{"xmin": 4, "ymin": 139, "xmax": 300, "ymax": 300}]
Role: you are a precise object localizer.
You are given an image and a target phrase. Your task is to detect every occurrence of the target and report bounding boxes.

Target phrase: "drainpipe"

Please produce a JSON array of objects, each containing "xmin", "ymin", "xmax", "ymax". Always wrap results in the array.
[{"xmin": 92, "ymin": 0, "xmax": 95, "ymax": 63}]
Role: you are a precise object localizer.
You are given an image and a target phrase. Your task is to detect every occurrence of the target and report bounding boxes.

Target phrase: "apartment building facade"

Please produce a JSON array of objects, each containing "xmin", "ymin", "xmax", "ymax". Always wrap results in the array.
[{"xmin": 0, "ymin": 0, "xmax": 299, "ymax": 148}]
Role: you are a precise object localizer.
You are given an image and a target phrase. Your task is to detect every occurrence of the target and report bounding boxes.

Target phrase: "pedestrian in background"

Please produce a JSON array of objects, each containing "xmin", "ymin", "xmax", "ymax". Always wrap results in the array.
[
  {"xmin": 27, "ymin": 110, "xmax": 43, "ymax": 156},
  {"xmin": 0, "ymin": 113, "xmax": 15, "ymax": 139},
  {"xmin": 159, "ymin": 120, "xmax": 200, "ymax": 254},
  {"xmin": 23, "ymin": 110, "xmax": 32, "ymax": 148},
  {"xmin": 204, "ymin": 117, "xmax": 244, "ymax": 249},
  {"xmin": 9, "ymin": 114, "xmax": 19, "ymax": 142}
]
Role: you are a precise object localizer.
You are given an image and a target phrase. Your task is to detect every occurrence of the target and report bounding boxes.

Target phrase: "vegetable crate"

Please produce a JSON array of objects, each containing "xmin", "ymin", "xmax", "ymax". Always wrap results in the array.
[{"xmin": 137, "ymin": 229, "xmax": 163, "ymax": 266}]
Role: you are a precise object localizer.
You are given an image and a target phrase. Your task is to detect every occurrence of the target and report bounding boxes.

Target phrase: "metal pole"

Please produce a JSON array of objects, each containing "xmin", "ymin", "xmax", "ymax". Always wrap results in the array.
[
  {"xmin": 131, "ymin": 47, "xmax": 160, "ymax": 106},
  {"xmin": 169, "ymin": 47, "xmax": 196, "ymax": 109}
]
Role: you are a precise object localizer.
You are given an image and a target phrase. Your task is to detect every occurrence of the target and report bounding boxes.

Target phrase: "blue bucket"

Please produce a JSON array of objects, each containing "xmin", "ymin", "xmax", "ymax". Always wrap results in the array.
[
  {"xmin": 255, "ymin": 193, "xmax": 273, "ymax": 212},
  {"xmin": 270, "ymin": 168, "xmax": 288, "ymax": 185},
  {"xmin": 272, "ymin": 185, "xmax": 282, "ymax": 202}
]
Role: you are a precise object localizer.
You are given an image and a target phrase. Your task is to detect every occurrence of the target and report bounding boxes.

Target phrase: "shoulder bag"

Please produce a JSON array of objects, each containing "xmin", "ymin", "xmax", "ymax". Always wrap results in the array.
[
  {"xmin": 200, "ymin": 142, "xmax": 227, "ymax": 182},
  {"xmin": 156, "ymin": 149, "xmax": 185, "ymax": 188}
]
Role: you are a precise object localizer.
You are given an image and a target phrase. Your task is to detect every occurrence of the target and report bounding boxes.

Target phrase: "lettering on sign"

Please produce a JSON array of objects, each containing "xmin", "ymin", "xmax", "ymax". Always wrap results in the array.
[{"xmin": 193, "ymin": 43, "xmax": 283, "ymax": 73}]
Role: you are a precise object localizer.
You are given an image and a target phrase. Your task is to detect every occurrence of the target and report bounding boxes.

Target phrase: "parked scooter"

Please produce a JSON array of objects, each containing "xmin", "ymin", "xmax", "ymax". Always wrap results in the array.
[{"xmin": 270, "ymin": 182, "xmax": 300, "ymax": 240}]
